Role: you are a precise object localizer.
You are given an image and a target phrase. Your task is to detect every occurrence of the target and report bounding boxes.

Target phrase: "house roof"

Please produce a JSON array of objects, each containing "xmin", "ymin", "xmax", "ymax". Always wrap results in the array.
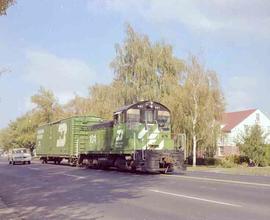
[{"xmin": 221, "ymin": 109, "xmax": 257, "ymax": 132}]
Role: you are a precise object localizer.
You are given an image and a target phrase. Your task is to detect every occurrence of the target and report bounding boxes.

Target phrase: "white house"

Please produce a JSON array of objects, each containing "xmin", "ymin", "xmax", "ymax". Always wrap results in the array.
[{"xmin": 217, "ymin": 109, "xmax": 270, "ymax": 157}]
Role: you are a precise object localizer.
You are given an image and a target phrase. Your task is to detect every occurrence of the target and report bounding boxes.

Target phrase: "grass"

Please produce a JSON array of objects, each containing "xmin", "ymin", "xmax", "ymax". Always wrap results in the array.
[{"xmin": 187, "ymin": 165, "xmax": 270, "ymax": 176}]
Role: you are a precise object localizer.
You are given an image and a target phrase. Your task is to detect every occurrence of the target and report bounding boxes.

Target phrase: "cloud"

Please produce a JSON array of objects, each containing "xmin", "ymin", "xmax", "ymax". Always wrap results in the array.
[
  {"xmin": 87, "ymin": 0, "xmax": 270, "ymax": 39},
  {"xmin": 225, "ymin": 74, "xmax": 270, "ymax": 113},
  {"xmin": 24, "ymin": 50, "xmax": 97, "ymax": 104}
]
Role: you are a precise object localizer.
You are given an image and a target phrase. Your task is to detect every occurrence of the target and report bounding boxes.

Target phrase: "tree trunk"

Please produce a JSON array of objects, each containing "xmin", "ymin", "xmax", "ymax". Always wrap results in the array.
[{"xmin": 193, "ymin": 135, "xmax": 197, "ymax": 167}]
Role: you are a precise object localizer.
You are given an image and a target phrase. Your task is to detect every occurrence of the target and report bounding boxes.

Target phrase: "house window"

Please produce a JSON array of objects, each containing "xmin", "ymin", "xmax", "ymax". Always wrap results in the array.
[{"xmin": 219, "ymin": 146, "xmax": 224, "ymax": 156}]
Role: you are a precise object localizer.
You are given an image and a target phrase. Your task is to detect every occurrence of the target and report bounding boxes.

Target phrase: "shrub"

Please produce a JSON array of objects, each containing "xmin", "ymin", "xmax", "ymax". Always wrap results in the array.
[
  {"xmin": 265, "ymin": 145, "xmax": 270, "ymax": 166},
  {"xmin": 204, "ymin": 157, "xmax": 220, "ymax": 166},
  {"xmin": 185, "ymin": 156, "xmax": 220, "ymax": 166},
  {"xmin": 219, "ymin": 159, "xmax": 236, "ymax": 168},
  {"xmin": 238, "ymin": 124, "xmax": 268, "ymax": 166},
  {"xmin": 219, "ymin": 155, "xmax": 237, "ymax": 168}
]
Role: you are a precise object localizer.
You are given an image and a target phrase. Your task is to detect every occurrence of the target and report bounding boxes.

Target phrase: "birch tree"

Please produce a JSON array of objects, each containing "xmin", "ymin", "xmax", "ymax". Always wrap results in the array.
[{"xmin": 182, "ymin": 57, "xmax": 224, "ymax": 166}]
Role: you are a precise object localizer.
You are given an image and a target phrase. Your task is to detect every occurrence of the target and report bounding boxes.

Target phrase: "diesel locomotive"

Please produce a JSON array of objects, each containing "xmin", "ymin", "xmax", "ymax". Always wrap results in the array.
[{"xmin": 36, "ymin": 101, "xmax": 186, "ymax": 173}]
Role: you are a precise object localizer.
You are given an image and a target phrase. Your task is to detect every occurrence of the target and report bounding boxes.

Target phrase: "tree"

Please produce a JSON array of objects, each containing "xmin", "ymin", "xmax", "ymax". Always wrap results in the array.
[
  {"xmin": 265, "ymin": 144, "xmax": 270, "ymax": 166},
  {"xmin": 111, "ymin": 24, "xmax": 183, "ymax": 105},
  {"xmin": 0, "ymin": 0, "xmax": 15, "ymax": 15},
  {"xmin": 0, "ymin": 112, "xmax": 39, "ymax": 153},
  {"xmin": 31, "ymin": 87, "xmax": 63, "ymax": 123},
  {"xmin": 238, "ymin": 124, "xmax": 268, "ymax": 166},
  {"xmin": 181, "ymin": 56, "xmax": 224, "ymax": 166},
  {"xmin": 88, "ymin": 84, "xmax": 117, "ymax": 120},
  {"xmin": 0, "ymin": 87, "xmax": 63, "ymax": 152},
  {"xmin": 64, "ymin": 94, "xmax": 91, "ymax": 116}
]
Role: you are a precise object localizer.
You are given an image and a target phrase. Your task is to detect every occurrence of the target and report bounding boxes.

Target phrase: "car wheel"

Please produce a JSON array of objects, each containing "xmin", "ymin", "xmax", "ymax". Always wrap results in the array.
[{"xmin": 28, "ymin": 161, "xmax": 31, "ymax": 164}]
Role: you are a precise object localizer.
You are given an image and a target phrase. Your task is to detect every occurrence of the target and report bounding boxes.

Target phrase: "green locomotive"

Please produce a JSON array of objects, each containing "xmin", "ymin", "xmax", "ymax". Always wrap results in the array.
[{"xmin": 36, "ymin": 101, "xmax": 186, "ymax": 173}]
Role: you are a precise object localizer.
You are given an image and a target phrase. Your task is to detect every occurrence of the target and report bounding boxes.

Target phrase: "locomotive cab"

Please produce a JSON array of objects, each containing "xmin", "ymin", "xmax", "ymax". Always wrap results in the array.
[{"xmin": 113, "ymin": 101, "xmax": 171, "ymax": 130}]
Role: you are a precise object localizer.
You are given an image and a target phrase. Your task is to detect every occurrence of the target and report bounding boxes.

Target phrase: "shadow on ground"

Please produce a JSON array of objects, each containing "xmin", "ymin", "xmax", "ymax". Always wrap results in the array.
[{"xmin": 0, "ymin": 162, "xmax": 163, "ymax": 220}]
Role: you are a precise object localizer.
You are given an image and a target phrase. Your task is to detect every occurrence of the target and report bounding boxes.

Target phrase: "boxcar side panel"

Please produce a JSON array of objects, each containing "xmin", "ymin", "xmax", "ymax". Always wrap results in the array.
[{"xmin": 36, "ymin": 116, "xmax": 104, "ymax": 158}]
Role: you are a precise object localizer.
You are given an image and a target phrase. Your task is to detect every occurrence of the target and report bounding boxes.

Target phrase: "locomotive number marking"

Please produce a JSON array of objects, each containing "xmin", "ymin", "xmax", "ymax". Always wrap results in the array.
[
  {"xmin": 56, "ymin": 123, "xmax": 67, "ymax": 147},
  {"xmin": 116, "ymin": 129, "xmax": 124, "ymax": 142},
  {"xmin": 89, "ymin": 134, "xmax": 97, "ymax": 144}
]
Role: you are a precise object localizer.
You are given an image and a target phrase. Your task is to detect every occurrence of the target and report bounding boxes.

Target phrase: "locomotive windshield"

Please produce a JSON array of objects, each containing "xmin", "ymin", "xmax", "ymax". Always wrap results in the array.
[
  {"xmin": 145, "ymin": 110, "xmax": 154, "ymax": 123},
  {"xmin": 126, "ymin": 108, "xmax": 170, "ymax": 129},
  {"xmin": 157, "ymin": 110, "xmax": 170, "ymax": 130},
  {"xmin": 115, "ymin": 101, "xmax": 171, "ymax": 130}
]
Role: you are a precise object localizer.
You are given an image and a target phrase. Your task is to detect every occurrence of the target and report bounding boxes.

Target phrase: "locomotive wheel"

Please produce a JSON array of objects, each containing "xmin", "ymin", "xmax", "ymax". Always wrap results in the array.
[
  {"xmin": 130, "ymin": 161, "xmax": 137, "ymax": 172},
  {"xmin": 115, "ymin": 158, "xmax": 128, "ymax": 171}
]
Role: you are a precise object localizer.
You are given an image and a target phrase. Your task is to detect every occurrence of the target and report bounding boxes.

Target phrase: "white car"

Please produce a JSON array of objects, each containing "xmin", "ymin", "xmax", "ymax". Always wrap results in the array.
[{"xmin": 8, "ymin": 148, "xmax": 32, "ymax": 165}]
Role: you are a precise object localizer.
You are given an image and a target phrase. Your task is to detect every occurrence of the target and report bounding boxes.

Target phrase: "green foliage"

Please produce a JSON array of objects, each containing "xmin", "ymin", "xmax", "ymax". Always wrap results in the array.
[
  {"xmin": 88, "ymin": 84, "xmax": 118, "ymax": 120},
  {"xmin": 31, "ymin": 87, "xmax": 63, "ymax": 123},
  {"xmin": 219, "ymin": 158, "xmax": 236, "ymax": 168},
  {"xmin": 264, "ymin": 145, "xmax": 270, "ymax": 166},
  {"xmin": 64, "ymin": 95, "xmax": 91, "ymax": 117},
  {"xmin": 203, "ymin": 157, "xmax": 221, "ymax": 166},
  {"xmin": 218, "ymin": 155, "xmax": 250, "ymax": 168},
  {"xmin": 238, "ymin": 124, "xmax": 268, "ymax": 166},
  {"xmin": 0, "ymin": 0, "xmax": 15, "ymax": 15},
  {"xmin": 0, "ymin": 113, "xmax": 36, "ymax": 151},
  {"xmin": 111, "ymin": 24, "xmax": 183, "ymax": 105}
]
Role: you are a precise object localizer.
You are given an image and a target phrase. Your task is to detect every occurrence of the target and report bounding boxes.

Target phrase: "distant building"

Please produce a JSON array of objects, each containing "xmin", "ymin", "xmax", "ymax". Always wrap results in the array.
[{"xmin": 217, "ymin": 109, "xmax": 270, "ymax": 157}]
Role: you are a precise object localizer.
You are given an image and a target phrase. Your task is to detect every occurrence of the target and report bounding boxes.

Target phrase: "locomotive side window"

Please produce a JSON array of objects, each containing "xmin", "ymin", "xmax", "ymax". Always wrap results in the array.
[
  {"xmin": 157, "ymin": 111, "xmax": 170, "ymax": 130},
  {"xmin": 114, "ymin": 113, "xmax": 126, "ymax": 124},
  {"xmin": 127, "ymin": 109, "xmax": 140, "ymax": 122},
  {"xmin": 126, "ymin": 108, "xmax": 140, "ymax": 129}
]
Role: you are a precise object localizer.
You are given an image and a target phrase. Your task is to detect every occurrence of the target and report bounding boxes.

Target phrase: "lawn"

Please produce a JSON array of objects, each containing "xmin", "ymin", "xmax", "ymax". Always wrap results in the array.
[{"xmin": 187, "ymin": 166, "xmax": 270, "ymax": 176}]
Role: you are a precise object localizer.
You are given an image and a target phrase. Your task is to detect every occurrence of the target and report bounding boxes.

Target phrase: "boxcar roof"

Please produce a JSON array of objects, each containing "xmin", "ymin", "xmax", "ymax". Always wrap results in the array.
[
  {"xmin": 114, "ymin": 101, "xmax": 170, "ymax": 114},
  {"xmin": 88, "ymin": 120, "xmax": 114, "ymax": 130},
  {"xmin": 38, "ymin": 115, "xmax": 103, "ymax": 127}
]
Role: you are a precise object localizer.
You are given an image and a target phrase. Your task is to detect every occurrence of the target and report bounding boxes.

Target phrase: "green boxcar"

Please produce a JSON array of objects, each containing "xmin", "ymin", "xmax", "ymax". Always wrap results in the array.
[{"xmin": 36, "ymin": 116, "xmax": 103, "ymax": 164}]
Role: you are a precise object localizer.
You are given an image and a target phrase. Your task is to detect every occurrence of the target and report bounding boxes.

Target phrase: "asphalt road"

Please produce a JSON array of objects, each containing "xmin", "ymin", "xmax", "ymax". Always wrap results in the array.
[{"xmin": 0, "ymin": 158, "xmax": 270, "ymax": 220}]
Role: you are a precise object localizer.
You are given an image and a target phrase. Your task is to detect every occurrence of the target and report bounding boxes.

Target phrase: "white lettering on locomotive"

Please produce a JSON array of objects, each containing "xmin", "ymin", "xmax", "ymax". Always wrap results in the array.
[{"xmin": 116, "ymin": 129, "xmax": 124, "ymax": 142}]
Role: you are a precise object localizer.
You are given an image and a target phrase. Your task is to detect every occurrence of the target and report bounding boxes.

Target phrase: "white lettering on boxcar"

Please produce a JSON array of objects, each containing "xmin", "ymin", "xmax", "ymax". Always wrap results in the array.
[
  {"xmin": 56, "ymin": 123, "xmax": 67, "ymax": 147},
  {"xmin": 89, "ymin": 134, "xmax": 97, "ymax": 144},
  {"xmin": 37, "ymin": 129, "xmax": 44, "ymax": 140}
]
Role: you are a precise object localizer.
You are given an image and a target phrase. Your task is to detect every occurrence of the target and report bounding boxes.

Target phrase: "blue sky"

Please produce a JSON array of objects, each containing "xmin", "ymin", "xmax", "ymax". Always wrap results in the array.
[{"xmin": 0, "ymin": 0, "xmax": 270, "ymax": 128}]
